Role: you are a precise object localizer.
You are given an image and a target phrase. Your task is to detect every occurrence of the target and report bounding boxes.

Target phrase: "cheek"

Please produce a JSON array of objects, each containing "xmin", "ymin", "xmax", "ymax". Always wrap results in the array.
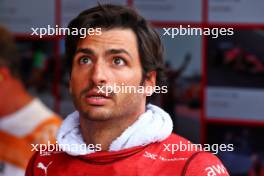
[
  {"xmin": 70, "ymin": 73, "xmax": 87, "ymax": 94},
  {"xmin": 116, "ymin": 68, "xmax": 142, "ymax": 85},
  {"xmin": 115, "ymin": 71, "xmax": 144, "ymax": 99}
]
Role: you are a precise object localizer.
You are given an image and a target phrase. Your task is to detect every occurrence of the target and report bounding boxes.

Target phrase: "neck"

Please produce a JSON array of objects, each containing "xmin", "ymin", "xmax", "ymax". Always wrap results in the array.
[
  {"xmin": 0, "ymin": 80, "xmax": 33, "ymax": 117},
  {"xmin": 80, "ymin": 107, "xmax": 145, "ymax": 151}
]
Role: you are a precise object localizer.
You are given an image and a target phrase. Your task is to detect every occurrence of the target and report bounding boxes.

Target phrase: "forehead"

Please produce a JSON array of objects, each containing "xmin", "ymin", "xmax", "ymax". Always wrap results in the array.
[{"xmin": 76, "ymin": 28, "xmax": 138, "ymax": 54}]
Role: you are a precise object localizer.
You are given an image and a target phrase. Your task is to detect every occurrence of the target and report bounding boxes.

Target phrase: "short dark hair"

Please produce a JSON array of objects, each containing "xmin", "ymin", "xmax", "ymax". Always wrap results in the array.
[
  {"xmin": 65, "ymin": 4, "xmax": 166, "ymax": 86},
  {"xmin": 0, "ymin": 26, "xmax": 20, "ymax": 78}
]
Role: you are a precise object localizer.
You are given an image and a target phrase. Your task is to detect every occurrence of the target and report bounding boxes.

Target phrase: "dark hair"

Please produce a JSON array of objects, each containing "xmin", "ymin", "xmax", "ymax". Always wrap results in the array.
[
  {"xmin": 0, "ymin": 26, "xmax": 20, "ymax": 78},
  {"xmin": 65, "ymin": 4, "xmax": 166, "ymax": 86}
]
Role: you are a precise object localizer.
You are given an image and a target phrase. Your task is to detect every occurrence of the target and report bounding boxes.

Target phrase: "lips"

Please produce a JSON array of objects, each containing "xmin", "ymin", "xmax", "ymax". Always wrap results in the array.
[{"xmin": 85, "ymin": 90, "xmax": 111, "ymax": 106}]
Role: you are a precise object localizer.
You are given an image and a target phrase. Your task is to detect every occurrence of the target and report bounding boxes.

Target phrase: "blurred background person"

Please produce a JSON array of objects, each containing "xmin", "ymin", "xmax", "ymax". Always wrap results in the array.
[
  {"xmin": 0, "ymin": 26, "xmax": 61, "ymax": 176},
  {"xmin": 161, "ymin": 53, "xmax": 192, "ymax": 133}
]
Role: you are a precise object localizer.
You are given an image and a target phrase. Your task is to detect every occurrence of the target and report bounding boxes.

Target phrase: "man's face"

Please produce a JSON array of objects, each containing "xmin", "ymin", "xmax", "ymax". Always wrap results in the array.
[{"xmin": 70, "ymin": 28, "xmax": 155, "ymax": 121}]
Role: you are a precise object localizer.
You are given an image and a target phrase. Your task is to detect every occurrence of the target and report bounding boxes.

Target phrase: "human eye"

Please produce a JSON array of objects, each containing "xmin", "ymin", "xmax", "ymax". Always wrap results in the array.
[
  {"xmin": 79, "ymin": 56, "xmax": 92, "ymax": 65},
  {"xmin": 112, "ymin": 57, "xmax": 126, "ymax": 66}
]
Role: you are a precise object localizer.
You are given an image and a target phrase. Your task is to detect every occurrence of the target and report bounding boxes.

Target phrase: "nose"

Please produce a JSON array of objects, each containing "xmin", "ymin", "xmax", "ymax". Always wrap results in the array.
[{"xmin": 90, "ymin": 61, "xmax": 107, "ymax": 85}]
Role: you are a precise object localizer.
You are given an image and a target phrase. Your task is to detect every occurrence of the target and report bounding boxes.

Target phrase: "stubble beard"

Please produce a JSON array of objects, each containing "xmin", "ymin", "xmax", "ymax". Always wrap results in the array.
[
  {"xmin": 72, "ymin": 77, "xmax": 147, "ymax": 122},
  {"xmin": 72, "ymin": 90, "xmax": 145, "ymax": 122}
]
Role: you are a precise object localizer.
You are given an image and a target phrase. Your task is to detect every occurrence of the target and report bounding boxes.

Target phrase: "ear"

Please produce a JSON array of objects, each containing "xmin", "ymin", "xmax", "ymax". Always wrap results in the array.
[{"xmin": 143, "ymin": 71, "xmax": 156, "ymax": 96}]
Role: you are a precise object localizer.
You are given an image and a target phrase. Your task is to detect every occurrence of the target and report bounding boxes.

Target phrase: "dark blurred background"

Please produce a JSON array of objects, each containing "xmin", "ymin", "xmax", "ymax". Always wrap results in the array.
[{"xmin": 0, "ymin": 0, "xmax": 264, "ymax": 175}]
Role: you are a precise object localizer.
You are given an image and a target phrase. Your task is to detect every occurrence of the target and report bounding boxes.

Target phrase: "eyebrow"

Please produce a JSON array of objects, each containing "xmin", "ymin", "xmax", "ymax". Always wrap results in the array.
[
  {"xmin": 75, "ymin": 48, "xmax": 94, "ymax": 55},
  {"xmin": 106, "ymin": 49, "xmax": 133, "ymax": 60},
  {"xmin": 75, "ymin": 48, "xmax": 132, "ymax": 60}
]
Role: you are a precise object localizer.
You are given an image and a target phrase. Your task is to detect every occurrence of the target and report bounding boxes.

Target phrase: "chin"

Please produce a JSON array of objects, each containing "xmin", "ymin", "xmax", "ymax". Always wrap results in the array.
[{"xmin": 81, "ymin": 107, "xmax": 113, "ymax": 121}]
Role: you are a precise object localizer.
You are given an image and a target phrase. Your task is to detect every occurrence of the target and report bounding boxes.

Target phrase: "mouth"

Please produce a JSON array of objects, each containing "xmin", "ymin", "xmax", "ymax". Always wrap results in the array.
[{"xmin": 84, "ymin": 90, "xmax": 111, "ymax": 106}]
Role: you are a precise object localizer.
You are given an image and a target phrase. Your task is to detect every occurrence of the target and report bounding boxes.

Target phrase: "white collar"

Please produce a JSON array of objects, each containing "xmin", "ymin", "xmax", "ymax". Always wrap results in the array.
[{"xmin": 57, "ymin": 104, "xmax": 173, "ymax": 156}]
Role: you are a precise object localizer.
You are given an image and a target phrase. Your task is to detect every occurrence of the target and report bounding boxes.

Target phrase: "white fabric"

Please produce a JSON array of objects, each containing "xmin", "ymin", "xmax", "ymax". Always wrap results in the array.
[
  {"xmin": 56, "ymin": 104, "xmax": 173, "ymax": 156},
  {"xmin": 0, "ymin": 99, "xmax": 54, "ymax": 137}
]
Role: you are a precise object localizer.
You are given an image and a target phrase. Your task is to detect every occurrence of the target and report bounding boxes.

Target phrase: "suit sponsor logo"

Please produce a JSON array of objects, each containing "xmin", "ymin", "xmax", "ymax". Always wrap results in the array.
[
  {"xmin": 37, "ymin": 161, "xmax": 52, "ymax": 176},
  {"xmin": 205, "ymin": 164, "xmax": 229, "ymax": 176},
  {"xmin": 143, "ymin": 151, "xmax": 187, "ymax": 162}
]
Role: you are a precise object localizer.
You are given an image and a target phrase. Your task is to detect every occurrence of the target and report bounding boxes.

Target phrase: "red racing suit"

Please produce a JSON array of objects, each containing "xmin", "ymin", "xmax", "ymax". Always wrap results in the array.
[{"xmin": 25, "ymin": 134, "xmax": 229, "ymax": 176}]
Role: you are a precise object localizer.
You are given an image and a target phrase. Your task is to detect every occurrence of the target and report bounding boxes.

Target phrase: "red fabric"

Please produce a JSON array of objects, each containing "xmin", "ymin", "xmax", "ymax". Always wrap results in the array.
[{"xmin": 26, "ymin": 134, "xmax": 229, "ymax": 176}]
